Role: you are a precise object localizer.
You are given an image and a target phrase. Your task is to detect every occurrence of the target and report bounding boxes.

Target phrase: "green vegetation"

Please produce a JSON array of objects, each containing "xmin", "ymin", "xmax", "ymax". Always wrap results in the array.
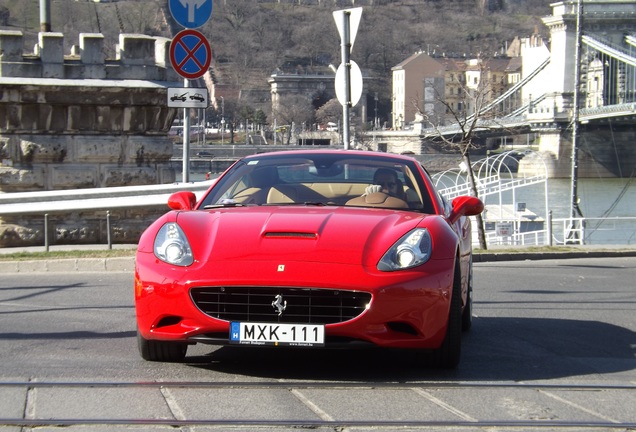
[{"xmin": 0, "ymin": 249, "xmax": 136, "ymax": 261}]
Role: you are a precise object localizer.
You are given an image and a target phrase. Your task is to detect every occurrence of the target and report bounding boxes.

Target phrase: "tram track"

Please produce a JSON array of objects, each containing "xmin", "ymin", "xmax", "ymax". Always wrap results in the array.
[
  {"xmin": 1, "ymin": 418, "xmax": 635, "ymax": 429},
  {"xmin": 0, "ymin": 379, "xmax": 635, "ymax": 390},
  {"xmin": 1, "ymin": 380, "xmax": 634, "ymax": 430}
]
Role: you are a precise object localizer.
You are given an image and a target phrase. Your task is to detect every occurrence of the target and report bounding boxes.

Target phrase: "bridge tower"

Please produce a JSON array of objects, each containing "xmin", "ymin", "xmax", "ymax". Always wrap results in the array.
[{"xmin": 524, "ymin": 0, "xmax": 636, "ymax": 177}]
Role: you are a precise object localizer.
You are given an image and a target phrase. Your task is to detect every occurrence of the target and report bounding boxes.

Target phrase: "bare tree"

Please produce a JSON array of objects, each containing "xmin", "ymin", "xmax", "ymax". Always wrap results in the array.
[
  {"xmin": 412, "ymin": 59, "xmax": 505, "ymax": 250},
  {"xmin": 315, "ymin": 98, "xmax": 341, "ymax": 127},
  {"xmin": 120, "ymin": 1, "xmax": 162, "ymax": 34},
  {"xmin": 272, "ymin": 95, "xmax": 315, "ymax": 145}
]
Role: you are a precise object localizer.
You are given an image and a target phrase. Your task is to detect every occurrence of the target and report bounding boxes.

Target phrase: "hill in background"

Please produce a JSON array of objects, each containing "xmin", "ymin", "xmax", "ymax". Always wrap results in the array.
[{"xmin": 0, "ymin": 0, "xmax": 552, "ymax": 122}]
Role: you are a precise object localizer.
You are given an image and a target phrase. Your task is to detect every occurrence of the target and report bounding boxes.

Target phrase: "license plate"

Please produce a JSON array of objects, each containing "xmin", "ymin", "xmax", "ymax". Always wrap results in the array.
[{"xmin": 230, "ymin": 322, "xmax": 325, "ymax": 347}]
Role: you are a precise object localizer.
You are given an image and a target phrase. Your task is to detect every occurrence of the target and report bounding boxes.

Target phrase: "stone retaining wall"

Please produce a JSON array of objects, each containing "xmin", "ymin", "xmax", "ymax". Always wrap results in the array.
[
  {"xmin": 0, "ymin": 30, "xmax": 182, "ymax": 247},
  {"xmin": 0, "ymin": 31, "xmax": 181, "ymax": 192}
]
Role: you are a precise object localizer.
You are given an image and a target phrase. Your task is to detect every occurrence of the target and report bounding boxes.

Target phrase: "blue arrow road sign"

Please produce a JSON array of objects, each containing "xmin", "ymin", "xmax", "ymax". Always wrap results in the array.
[
  {"xmin": 170, "ymin": 29, "xmax": 212, "ymax": 80},
  {"xmin": 169, "ymin": 0, "xmax": 213, "ymax": 29}
]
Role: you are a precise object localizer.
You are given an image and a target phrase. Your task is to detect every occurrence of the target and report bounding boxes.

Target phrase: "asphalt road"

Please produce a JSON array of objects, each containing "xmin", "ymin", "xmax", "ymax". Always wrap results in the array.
[{"xmin": 0, "ymin": 257, "xmax": 634, "ymax": 430}]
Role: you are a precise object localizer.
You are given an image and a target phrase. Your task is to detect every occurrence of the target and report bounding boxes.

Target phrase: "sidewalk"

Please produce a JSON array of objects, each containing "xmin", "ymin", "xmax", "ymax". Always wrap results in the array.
[
  {"xmin": 0, "ymin": 244, "xmax": 137, "ymax": 273},
  {"xmin": 472, "ymin": 244, "xmax": 636, "ymax": 262},
  {"xmin": 0, "ymin": 244, "xmax": 635, "ymax": 273},
  {"xmin": 0, "ymin": 243, "xmax": 138, "ymax": 255}
]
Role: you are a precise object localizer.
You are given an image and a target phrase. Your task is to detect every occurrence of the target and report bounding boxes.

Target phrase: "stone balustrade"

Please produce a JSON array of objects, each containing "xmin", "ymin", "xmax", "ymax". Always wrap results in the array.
[
  {"xmin": 0, "ymin": 30, "xmax": 184, "ymax": 247},
  {"xmin": 0, "ymin": 31, "xmax": 177, "ymax": 80},
  {"xmin": 0, "ymin": 31, "xmax": 181, "ymax": 192}
]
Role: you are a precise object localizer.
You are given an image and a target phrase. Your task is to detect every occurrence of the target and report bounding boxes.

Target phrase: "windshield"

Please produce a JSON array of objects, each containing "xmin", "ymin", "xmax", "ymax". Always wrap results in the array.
[{"xmin": 198, "ymin": 153, "xmax": 438, "ymax": 212}]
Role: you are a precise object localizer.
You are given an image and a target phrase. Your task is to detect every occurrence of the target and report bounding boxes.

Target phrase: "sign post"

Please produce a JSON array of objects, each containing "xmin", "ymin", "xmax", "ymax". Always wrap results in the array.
[
  {"xmin": 333, "ymin": 7, "xmax": 362, "ymax": 150},
  {"xmin": 168, "ymin": 0, "xmax": 213, "ymax": 183},
  {"xmin": 182, "ymin": 79, "xmax": 191, "ymax": 182}
]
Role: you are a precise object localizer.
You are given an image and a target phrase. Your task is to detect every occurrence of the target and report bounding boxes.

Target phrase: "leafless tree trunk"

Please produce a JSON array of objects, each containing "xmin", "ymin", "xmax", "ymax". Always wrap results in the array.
[{"xmin": 410, "ymin": 59, "xmax": 505, "ymax": 250}]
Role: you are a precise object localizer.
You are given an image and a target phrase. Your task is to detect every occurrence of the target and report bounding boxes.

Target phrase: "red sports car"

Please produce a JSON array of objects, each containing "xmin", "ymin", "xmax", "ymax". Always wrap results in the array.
[{"xmin": 135, "ymin": 150, "xmax": 483, "ymax": 368}]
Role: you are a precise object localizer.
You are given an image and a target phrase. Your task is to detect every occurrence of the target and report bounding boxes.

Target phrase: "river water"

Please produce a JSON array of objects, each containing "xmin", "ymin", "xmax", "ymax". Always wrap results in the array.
[
  {"xmin": 484, "ymin": 177, "xmax": 636, "ymax": 245},
  {"xmin": 511, "ymin": 178, "xmax": 635, "ymax": 219}
]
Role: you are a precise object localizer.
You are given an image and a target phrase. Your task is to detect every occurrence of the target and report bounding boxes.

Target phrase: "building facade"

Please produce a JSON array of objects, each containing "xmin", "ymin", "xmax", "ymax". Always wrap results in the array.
[{"xmin": 391, "ymin": 52, "xmax": 518, "ymax": 130}]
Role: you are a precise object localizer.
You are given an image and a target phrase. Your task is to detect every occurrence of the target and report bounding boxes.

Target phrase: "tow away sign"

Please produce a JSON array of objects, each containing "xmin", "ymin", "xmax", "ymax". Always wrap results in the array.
[{"xmin": 167, "ymin": 87, "xmax": 209, "ymax": 108}]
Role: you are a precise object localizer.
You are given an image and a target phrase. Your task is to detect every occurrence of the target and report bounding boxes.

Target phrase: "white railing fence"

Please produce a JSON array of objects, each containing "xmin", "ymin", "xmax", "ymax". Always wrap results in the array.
[{"xmin": 473, "ymin": 216, "xmax": 636, "ymax": 247}]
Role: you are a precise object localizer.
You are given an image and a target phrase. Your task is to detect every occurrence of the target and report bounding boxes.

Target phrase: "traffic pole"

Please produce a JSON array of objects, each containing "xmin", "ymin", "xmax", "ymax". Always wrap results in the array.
[
  {"xmin": 340, "ymin": 11, "xmax": 351, "ymax": 150},
  {"xmin": 182, "ymin": 78, "xmax": 190, "ymax": 183}
]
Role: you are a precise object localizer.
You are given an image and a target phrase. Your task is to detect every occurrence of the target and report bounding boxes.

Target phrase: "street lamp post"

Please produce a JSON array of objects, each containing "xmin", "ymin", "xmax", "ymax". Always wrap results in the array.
[
  {"xmin": 220, "ymin": 96, "xmax": 224, "ymax": 145},
  {"xmin": 374, "ymin": 92, "xmax": 378, "ymax": 130}
]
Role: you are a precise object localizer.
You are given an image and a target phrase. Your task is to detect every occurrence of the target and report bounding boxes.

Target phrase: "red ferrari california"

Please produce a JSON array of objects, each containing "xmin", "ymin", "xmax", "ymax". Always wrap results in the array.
[{"xmin": 135, "ymin": 150, "xmax": 483, "ymax": 368}]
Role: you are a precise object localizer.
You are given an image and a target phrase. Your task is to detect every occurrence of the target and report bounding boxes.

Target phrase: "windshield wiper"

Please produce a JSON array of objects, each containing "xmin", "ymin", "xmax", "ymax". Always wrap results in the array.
[
  {"xmin": 202, "ymin": 202, "xmax": 247, "ymax": 209},
  {"xmin": 263, "ymin": 201, "xmax": 329, "ymax": 207}
]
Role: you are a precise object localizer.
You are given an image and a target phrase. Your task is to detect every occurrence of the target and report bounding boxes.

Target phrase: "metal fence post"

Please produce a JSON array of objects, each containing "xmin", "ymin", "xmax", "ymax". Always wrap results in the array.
[
  {"xmin": 44, "ymin": 213, "xmax": 49, "ymax": 252},
  {"xmin": 106, "ymin": 211, "xmax": 112, "ymax": 250},
  {"xmin": 547, "ymin": 210, "xmax": 553, "ymax": 246}
]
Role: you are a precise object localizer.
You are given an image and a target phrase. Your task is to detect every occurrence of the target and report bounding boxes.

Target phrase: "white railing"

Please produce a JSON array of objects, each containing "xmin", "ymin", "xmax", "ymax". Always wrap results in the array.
[
  {"xmin": 481, "ymin": 228, "xmax": 549, "ymax": 247},
  {"xmin": 556, "ymin": 216, "xmax": 636, "ymax": 246},
  {"xmin": 473, "ymin": 216, "xmax": 636, "ymax": 247}
]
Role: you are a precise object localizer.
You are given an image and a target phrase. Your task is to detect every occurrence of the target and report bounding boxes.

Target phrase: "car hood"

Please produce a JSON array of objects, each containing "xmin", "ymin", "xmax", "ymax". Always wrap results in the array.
[{"xmin": 175, "ymin": 206, "xmax": 431, "ymax": 266}]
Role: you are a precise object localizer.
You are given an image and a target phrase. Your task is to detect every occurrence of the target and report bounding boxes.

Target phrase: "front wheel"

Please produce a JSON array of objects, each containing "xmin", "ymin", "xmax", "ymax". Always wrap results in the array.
[
  {"xmin": 427, "ymin": 261, "xmax": 463, "ymax": 369},
  {"xmin": 462, "ymin": 257, "xmax": 473, "ymax": 332},
  {"xmin": 137, "ymin": 330, "xmax": 187, "ymax": 362}
]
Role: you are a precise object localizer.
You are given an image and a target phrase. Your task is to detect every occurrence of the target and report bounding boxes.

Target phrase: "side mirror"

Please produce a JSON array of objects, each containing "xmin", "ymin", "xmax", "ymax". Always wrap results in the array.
[
  {"xmin": 168, "ymin": 191, "xmax": 197, "ymax": 210},
  {"xmin": 449, "ymin": 195, "xmax": 484, "ymax": 224}
]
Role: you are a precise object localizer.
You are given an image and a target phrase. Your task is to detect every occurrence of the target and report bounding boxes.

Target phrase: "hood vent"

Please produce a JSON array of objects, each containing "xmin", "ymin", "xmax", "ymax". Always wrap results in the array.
[{"xmin": 264, "ymin": 232, "xmax": 317, "ymax": 239}]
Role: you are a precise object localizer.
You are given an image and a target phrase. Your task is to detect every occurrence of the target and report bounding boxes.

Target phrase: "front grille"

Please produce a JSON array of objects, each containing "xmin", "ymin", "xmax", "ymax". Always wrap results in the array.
[{"xmin": 190, "ymin": 287, "xmax": 371, "ymax": 325}]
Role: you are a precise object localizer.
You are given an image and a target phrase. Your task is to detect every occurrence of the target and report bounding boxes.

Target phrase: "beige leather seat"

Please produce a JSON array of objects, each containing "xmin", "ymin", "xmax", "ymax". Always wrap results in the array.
[
  {"xmin": 267, "ymin": 185, "xmax": 299, "ymax": 204},
  {"xmin": 345, "ymin": 192, "xmax": 408, "ymax": 208},
  {"xmin": 232, "ymin": 187, "xmax": 266, "ymax": 204},
  {"xmin": 404, "ymin": 187, "xmax": 422, "ymax": 209}
]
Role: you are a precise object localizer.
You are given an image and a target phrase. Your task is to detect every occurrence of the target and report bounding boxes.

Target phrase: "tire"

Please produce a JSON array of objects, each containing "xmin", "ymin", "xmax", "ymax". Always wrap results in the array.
[
  {"xmin": 462, "ymin": 257, "xmax": 473, "ymax": 332},
  {"xmin": 137, "ymin": 330, "xmax": 187, "ymax": 362},
  {"xmin": 428, "ymin": 261, "xmax": 463, "ymax": 369}
]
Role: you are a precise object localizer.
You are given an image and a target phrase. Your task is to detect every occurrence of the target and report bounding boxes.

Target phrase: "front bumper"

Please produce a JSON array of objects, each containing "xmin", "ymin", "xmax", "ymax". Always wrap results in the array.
[{"xmin": 134, "ymin": 251, "xmax": 454, "ymax": 349}]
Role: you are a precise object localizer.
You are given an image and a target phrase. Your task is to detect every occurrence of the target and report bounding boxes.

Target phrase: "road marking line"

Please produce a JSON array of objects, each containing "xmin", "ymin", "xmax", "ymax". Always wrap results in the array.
[
  {"xmin": 160, "ymin": 386, "xmax": 192, "ymax": 427},
  {"xmin": 413, "ymin": 388, "xmax": 478, "ymax": 422},
  {"xmin": 539, "ymin": 389, "xmax": 619, "ymax": 423},
  {"xmin": 290, "ymin": 388, "xmax": 334, "ymax": 421},
  {"xmin": 23, "ymin": 386, "xmax": 36, "ymax": 420}
]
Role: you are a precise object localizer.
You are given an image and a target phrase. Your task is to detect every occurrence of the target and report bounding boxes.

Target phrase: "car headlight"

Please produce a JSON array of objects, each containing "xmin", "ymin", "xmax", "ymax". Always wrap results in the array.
[
  {"xmin": 378, "ymin": 228, "xmax": 432, "ymax": 271},
  {"xmin": 154, "ymin": 222, "xmax": 194, "ymax": 266}
]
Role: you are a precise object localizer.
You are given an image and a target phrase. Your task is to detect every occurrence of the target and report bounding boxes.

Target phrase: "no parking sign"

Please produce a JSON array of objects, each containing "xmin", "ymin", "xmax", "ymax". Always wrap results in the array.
[
  {"xmin": 168, "ymin": 0, "xmax": 213, "ymax": 80},
  {"xmin": 170, "ymin": 29, "xmax": 211, "ymax": 80}
]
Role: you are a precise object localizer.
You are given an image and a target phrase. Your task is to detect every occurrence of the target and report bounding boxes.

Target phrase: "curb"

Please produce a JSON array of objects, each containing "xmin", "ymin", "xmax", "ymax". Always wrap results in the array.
[
  {"xmin": 473, "ymin": 249, "xmax": 636, "ymax": 262},
  {"xmin": 0, "ymin": 257, "xmax": 136, "ymax": 273}
]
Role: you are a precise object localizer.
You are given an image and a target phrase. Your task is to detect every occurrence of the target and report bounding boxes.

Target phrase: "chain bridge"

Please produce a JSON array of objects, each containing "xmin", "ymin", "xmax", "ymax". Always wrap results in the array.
[{"xmin": 383, "ymin": 1, "xmax": 636, "ymax": 179}]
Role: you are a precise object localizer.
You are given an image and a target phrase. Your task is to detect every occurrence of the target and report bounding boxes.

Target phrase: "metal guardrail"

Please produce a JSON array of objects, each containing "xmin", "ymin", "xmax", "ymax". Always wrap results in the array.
[
  {"xmin": 0, "ymin": 181, "xmax": 215, "ymax": 251},
  {"xmin": 0, "ymin": 181, "xmax": 214, "ymax": 216}
]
